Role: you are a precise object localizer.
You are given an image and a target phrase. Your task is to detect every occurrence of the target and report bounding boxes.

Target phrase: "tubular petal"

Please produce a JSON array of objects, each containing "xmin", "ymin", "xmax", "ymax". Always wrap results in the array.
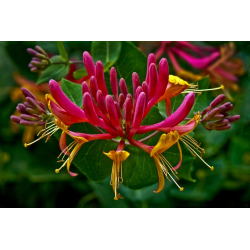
[
  {"xmin": 146, "ymin": 53, "xmax": 156, "ymax": 83},
  {"xmin": 90, "ymin": 76, "xmax": 99, "ymax": 101},
  {"xmin": 96, "ymin": 61, "xmax": 108, "ymax": 96},
  {"xmin": 152, "ymin": 155, "xmax": 165, "ymax": 193},
  {"xmin": 110, "ymin": 67, "xmax": 118, "ymax": 102},
  {"xmin": 148, "ymin": 63, "xmax": 158, "ymax": 100},
  {"xmin": 138, "ymin": 92, "xmax": 195, "ymax": 134},
  {"xmin": 129, "ymin": 92, "xmax": 146, "ymax": 138},
  {"xmin": 49, "ymin": 80, "xmax": 86, "ymax": 119},
  {"xmin": 83, "ymin": 52, "xmax": 95, "ymax": 77},
  {"xmin": 119, "ymin": 78, "xmax": 128, "ymax": 97}
]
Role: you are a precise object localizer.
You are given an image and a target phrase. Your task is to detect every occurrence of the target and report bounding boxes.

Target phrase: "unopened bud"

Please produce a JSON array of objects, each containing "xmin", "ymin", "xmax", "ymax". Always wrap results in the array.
[
  {"xmin": 35, "ymin": 46, "xmax": 48, "ymax": 57},
  {"xmin": 227, "ymin": 115, "xmax": 240, "ymax": 123},
  {"xmin": 10, "ymin": 115, "xmax": 21, "ymax": 124},
  {"xmin": 210, "ymin": 94, "xmax": 226, "ymax": 108}
]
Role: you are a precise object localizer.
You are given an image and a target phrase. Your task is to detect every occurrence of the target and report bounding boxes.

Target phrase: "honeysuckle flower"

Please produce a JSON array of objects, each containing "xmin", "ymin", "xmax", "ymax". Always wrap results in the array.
[
  {"xmin": 104, "ymin": 140, "xmax": 130, "ymax": 200},
  {"xmin": 10, "ymin": 87, "xmax": 52, "ymax": 128},
  {"xmin": 200, "ymin": 94, "xmax": 240, "ymax": 131},
  {"xmin": 27, "ymin": 46, "xmax": 50, "ymax": 72},
  {"xmin": 13, "ymin": 48, "xmax": 242, "ymax": 200},
  {"xmin": 54, "ymin": 119, "xmax": 114, "ymax": 176},
  {"xmin": 151, "ymin": 41, "xmax": 245, "ymax": 100}
]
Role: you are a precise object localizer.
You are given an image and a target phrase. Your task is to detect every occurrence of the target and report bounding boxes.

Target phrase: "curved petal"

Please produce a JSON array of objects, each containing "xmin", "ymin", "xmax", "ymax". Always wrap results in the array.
[
  {"xmin": 49, "ymin": 80, "xmax": 86, "ymax": 119},
  {"xmin": 48, "ymin": 98, "xmax": 88, "ymax": 125},
  {"xmin": 59, "ymin": 131, "xmax": 70, "ymax": 156},
  {"xmin": 152, "ymin": 155, "xmax": 165, "ymax": 193},
  {"xmin": 137, "ymin": 92, "xmax": 195, "ymax": 134}
]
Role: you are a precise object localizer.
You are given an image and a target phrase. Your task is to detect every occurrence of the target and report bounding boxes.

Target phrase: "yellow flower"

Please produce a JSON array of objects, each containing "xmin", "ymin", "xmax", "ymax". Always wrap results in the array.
[
  {"xmin": 54, "ymin": 119, "xmax": 88, "ymax": 177},
  {"xmin": 150, "ymin": 131, "xmax": 183, "ymax": 193},
  {"xmin": 104, "ymin": 150, "xmax": 130, "ymax": 200}
]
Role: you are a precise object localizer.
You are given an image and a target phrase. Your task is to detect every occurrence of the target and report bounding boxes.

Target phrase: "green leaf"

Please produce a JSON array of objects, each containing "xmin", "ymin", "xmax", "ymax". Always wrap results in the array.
[
  {"xmin": 91, "ymin": 41, "xmax": 122, "ymax": 66},
  {"xmin": 66, "ymin": 122, "xmax": 117, "ymax": 182},
  {"xmin": 73, "ymin": 68, "xmax": 88, "ymax": 80},
  {"xmin": 36, "ymin": 55, "xmax": 70, "ymax": 85},
  {"xmin": 57, "ymin": 42, "xmax": 69, "ymax": 62},
  {"xmin": 114, "ymin": 41, "xmax": 147, "ymax": 93},
  {"xmin": 61, "ymin": 78, "xmax": 83, "ymax": 107}
]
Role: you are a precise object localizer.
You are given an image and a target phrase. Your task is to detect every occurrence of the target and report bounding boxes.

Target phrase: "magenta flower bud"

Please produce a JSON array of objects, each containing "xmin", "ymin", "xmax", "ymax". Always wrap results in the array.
[
  {"xmin": 119, "ymin": 78, "xmax": 128, "ymax": 97},
  {"xmin": 37, "ymin": 101, "xmax": 46, "ymax": 112},
  {"xmin": 24, "ymin": 102, "xmax": 33, "ymax": 109},
  {"xmin": 207, "ymin": 119, "xmax": 229, "ymax": 127},
  {"xmin": 27, "ymin": 48, "xmax": 39, "ymax": 57},
  {"xmin": 30, "ymin": 61, "xmax": 43, "ymax": 67},
  {"xmin": 90, "ymin": 76, "xmax": 99, "ymax": 101},
  {"xmin": 142, "ymin": 81, "xmax": 149, "ymax": 105},
  {"xmin": 227, "ymin": 115, "xmax": 240, "ymax": 123},
  {"xmin": 83, "ymin": 52, "xmax": 95, "ymax": 77},
  {"xmin": 21, "ymin": 87, "xmax": 36, "ymax": 100},
  {"xmin": 26, "ymin": 97, "xmax": 46, "ymax": 114},
  {"xmin": 148, "ymin": 63, "xmax": 158, "ymax": 100},
  {"xmin": 32, "ymin": 57, "xmax": 41, "ymax": 62},
  {"xmin": 20, "ymin": 114, "xmax": 41, "ymax": 121},
  {"xmin": 26, "ymin": 108, "xmax": 41, "ymax": 115},
  {"xmin": 225, "ymin": 104, "xmax": 233, "ymax": 112},
  {"xmin": 20, "ymin": 120, "xmax": 45, "ymax": 126},
  {"xmin": 96, "ymin": 61, "xmax": 108, "ymax": 97},
  {"xmin": 96, "ymin": 90, "xmax": 109, "ymax": 117},
  {"xmin": 205, "ymin": 107, "xmax": 220, "ymax": 120},
  {"xmin": 17, "ymin": 103, "xmax": 29, "ymax": 114},
  {"xmin": 124, "ymin": 96, "xmax": 133, "ymax": 133},
  {"xmin": 35, "ymin": 46, "xmax": 48, "ymax": 57},
  {"xmin": 114, "ymin": 101, "xmax": 123, "ymax": 121},
  {"xmin": 28, "ymin": 63, "xmax": 33, "ymax": 67},
  {"xmin": 146, "ymin": 53, "xmax": 156, "ymax": 83},
  {"xmin": 110, "ymin": 67, "xmax": 118, "ymax": 102},
  {"xmin": 10, "ymin": 115, "xmax": 21, "ymax": 124},
  {"xmin": 129, "ymin": 92, "xmax": 146, "ymax": 138},
  {"xmin": 156, "ymin": 58, "xmax": 169, "ymax": 100},
  {"xmin": 215, "ymin": 124, "xmax": 231, "ymax": 131},
  {"xmin": 132, "ymin": 72, "xmax": 140, "ymax": 100},
  {"xmin": 82, "ymin": 81, "xmax": 91, "ymax": 95},
  {"xmin": 201, "ymin": 106, "xmax": 212, "ymax": 117},
  {"xmin": 205, "ymin": 114, "xmax": 224, "ymax": 122},
  {"xmin": 135, "ymin": 86, "xmax": 143, "ymax": 105},
  {"xmin": 210, "ymin": 94, "xmax": 226, "ymax": 108},
  {"xmin": 105, "ymin": 95, "xmax": 124, "ymax": 136},
  {"xmin": 30, "ymin": 67, "xmax": 38, "ymax": 72},
  {"xmin": 83, "ymin": 92, "xmax": 103, "ymax": 126},
  {"xmin": 118, "ymin": 93, "xmax": 125, "ymax": 111}
]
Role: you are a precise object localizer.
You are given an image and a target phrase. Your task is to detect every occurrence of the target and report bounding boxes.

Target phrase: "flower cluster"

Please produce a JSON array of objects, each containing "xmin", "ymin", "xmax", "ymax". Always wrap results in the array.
[
  {"xmin": 27, "ymin": 46, "xmax": 50, "ymax": 72},
  {"xmin": 11, "ymin": 51, "xmax": 240, "ymax": 200},
  {"xmin": 151, "ymin": 41, "xmax": 244, "ymax": 100}
]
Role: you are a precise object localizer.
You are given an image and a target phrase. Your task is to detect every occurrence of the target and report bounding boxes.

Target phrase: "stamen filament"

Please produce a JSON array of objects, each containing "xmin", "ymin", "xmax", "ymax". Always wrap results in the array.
[{"xmin": 181, "ymin": 139, "xmax": 214, "ymax": 170}]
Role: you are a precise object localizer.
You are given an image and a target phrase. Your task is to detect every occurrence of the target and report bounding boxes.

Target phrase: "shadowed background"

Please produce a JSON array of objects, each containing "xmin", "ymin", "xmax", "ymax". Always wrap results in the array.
[{"xmin": 0, "ymin": 41, "xmax": 250, "ymax": 208}]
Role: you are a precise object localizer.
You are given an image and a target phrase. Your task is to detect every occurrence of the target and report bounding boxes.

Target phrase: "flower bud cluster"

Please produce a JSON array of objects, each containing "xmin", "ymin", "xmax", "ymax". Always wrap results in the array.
[
  {"xmin": 201, "ymin": 94, "xmax": 240, "ymax": 131},
  {"xmin": 10, "ymin": 88, "xmax": 52, "ymax": 126},
  {"xmin": 27, "ymin": 46, "xmax": 50, "ymax": 72}
]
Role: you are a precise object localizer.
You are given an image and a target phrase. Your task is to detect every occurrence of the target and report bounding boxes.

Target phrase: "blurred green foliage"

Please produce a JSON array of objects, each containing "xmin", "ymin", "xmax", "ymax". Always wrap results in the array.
[{"xmin": 0, "ymin": 41, "xmax": 250, "ymax": 208}]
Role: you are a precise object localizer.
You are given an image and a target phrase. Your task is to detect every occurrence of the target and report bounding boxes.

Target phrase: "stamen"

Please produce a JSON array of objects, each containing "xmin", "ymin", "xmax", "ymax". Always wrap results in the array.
[
  {"xmin": 158, "ymin": 153, "xmax": 178, "ymax": 177},
  {"xmin": 182, "ymin": 85, "xmax": 224, "ymax": 94},
  {"xmin": 24, "ymin": 124, "xmax": 59, "ymax": 147},
  {"xmin": 181, "ymin": 139, "xmax": 214, "ymax": 171},
  {"xmin": 167, "ymin": 172, "xmax": 184, "ymax": 191}
]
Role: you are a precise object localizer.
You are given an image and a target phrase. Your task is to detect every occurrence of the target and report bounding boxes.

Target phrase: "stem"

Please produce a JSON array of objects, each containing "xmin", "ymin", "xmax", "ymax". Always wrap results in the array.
[
  {"xmin": 93, "ymin": 125, "xmax": 130, "ymax": 145},
  {"xmin": 51, "ymin": 61, "xmax": 83, "ymax": 65},
  {"xmin": 139, "ymin": 131, "xmax": 159, "ymax": 142}
]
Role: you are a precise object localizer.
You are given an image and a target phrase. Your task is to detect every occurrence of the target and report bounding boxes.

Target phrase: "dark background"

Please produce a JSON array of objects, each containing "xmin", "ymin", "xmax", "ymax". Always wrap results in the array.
[{"xmin": 0, "ymin": 41, "xmax": 249, "ymax": 208}]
